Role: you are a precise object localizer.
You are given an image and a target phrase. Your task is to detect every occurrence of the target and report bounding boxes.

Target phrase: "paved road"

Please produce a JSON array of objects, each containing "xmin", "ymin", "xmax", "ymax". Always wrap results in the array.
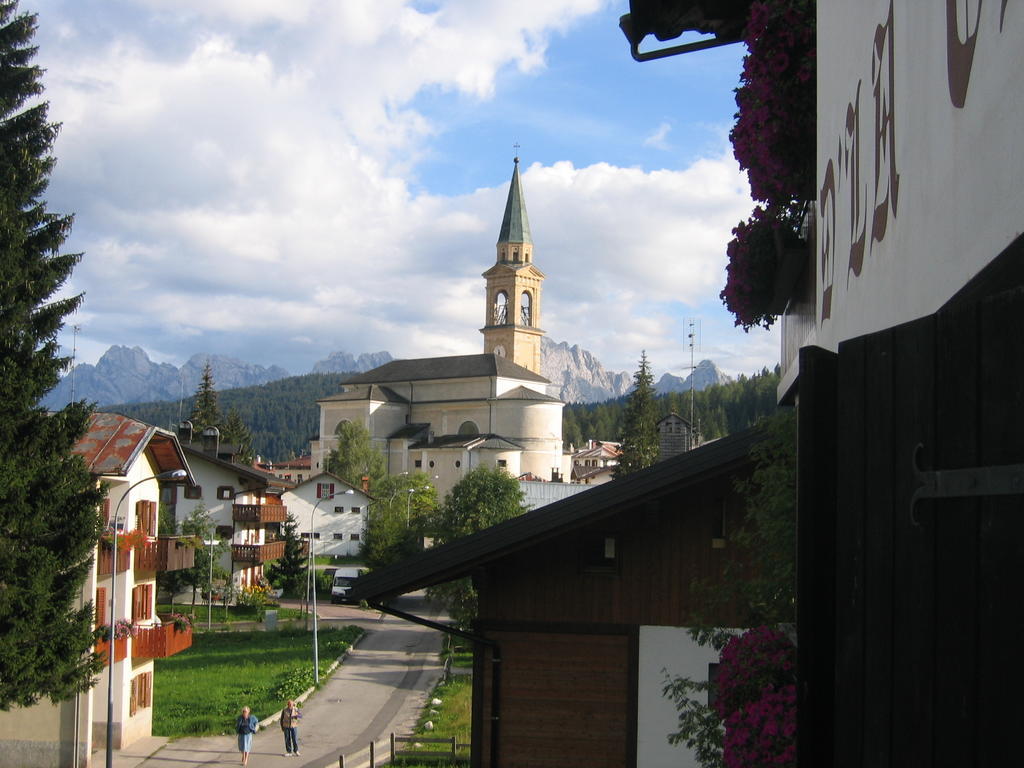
[{"xmin": 124, "ymin": 594, "xmax": 445, "ymax": 768}]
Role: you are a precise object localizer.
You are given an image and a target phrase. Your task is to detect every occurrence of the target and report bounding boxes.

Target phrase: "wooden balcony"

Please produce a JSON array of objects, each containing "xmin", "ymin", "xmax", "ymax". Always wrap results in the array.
[
  {"xmin": 232, "ymin": 503, "xmax": 288, "ymax": 524},
  {"xmin": 134, "ymin": 541, "xmax": 159, "ymax": 572},
  {"xmin": 97, "ymin": 545, "xmax": 131, "ymax": 576},
  {"xmin": 157, "ymin": 536, "xmax": 195, "ymax": 571},
  {"xmin": 232, "ymin": 540, "xmax": 286, "ymax": 563},
  {"xmin": 95, "ymin": 637, "xmax": 128, "ymax": 665},
  {"xmin": 132, "ymin": 623, "xmax": 192, "ymax": 659}
]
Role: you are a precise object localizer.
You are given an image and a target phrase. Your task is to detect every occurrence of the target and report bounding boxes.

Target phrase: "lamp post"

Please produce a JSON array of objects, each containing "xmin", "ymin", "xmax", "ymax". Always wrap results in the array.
[
  {"xmin": 106, "ymin": 468, "xmax": 187, "ymax": 768},
  {"xmin": 309, "ymin": 486, "xmax": 354, "ymax": 684}
]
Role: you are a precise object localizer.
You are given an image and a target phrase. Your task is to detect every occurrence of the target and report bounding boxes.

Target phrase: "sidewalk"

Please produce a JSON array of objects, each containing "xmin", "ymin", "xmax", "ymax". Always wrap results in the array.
[{"xmin": 105, "ymin": 594, "xmax": 446, "ymax": 768}]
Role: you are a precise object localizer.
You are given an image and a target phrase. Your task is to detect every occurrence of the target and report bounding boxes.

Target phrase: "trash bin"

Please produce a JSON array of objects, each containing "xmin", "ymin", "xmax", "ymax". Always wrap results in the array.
[{"xmin": 264, "ymin": 609, "xmax": 278, "ymax": 631}]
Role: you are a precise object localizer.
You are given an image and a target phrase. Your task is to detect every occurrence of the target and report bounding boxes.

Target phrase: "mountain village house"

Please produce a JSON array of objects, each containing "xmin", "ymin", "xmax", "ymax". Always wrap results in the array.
[
  {"xmin": 0, "ymin": 414, "xmax": 196, "ymax": 767},
  {"xmin": 281, "ymin": 472, "xmax": 371, "ymax": 559}
]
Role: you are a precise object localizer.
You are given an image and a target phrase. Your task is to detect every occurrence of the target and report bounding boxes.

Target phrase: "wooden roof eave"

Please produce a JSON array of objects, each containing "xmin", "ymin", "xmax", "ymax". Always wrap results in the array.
[{"xmin": 345, "ymin": 427, "xmax": 761, "ymax": 603}]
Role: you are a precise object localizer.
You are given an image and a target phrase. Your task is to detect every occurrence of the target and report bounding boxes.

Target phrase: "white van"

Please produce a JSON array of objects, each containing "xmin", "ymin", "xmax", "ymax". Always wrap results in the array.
[{"xmin": 330, "ymin": 567, "xmax": 363, "ymax": 603}]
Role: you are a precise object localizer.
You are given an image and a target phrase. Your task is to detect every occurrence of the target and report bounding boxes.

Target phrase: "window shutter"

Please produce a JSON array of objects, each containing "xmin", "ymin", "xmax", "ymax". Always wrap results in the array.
[
  {"xmin": 328, "ymin": 483, "xmax": 335, "ymax": 498},
  {"xmin": 316, "ymin": 483, "xmax": 322, "ymax": 498},
  {"xmin": 96, "ymin": 587, "xmax": 107, "ymax": 627},
  {"xmin": 135, "ymin": 500, "xmax": 146, "ymax": 534},
  {"xmin": 149, "ymin": 500, "xmax": 158, "ymax": 535}
]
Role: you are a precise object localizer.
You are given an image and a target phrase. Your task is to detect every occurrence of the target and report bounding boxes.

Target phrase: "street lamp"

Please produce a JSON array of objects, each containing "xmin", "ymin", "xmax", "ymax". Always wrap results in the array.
[
  {"xmin": 405, "ymin": 486, "xmax": 431, "ymax": 526},
  {"xmin": 106, "ymin": 468, "xmax": 187, "ymax": 768},
  {"xmin": 309, "ymin": 487, "xmax": 354, "ymax": 684}
]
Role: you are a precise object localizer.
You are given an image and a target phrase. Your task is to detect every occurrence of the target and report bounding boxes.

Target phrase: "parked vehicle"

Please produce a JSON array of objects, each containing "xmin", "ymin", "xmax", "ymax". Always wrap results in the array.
[{"xmin": 330, "ymin": 567, "xmax": 363, "ymax": 603}]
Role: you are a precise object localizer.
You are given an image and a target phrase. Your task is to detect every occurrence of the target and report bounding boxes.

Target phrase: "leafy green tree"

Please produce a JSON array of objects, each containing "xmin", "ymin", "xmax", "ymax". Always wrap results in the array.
[
  {"xmin": 615, "ymin": 351, "xmax": 659, "ymax": 477},
  {"xmin": 220, "ymin": 406, "xmax": 254, "ymax": 463},
  {"xmin": 189, "ymin": 361, "xmax": 221, "ymax": 433},
  {"xmin": 176, "ymin": 504, "xmax": 227, "ymax": 612},
  {"xmin": 0, "ymin": 1, "xmax": 106, "ymax": 709},
  {"xmin": 362, "ymin": 472, "xmax": 437, "ymax": 570},
  {"xmin": 265, "ymin": 513, "xmax": 307, "ymax": 598},
  {"xmin": 327, "ymin": 420, "xmax": 386, "ymax": 487},
  {"xmin": 425, "ymin": 466, "xmax": 526, "ymax": 627}
]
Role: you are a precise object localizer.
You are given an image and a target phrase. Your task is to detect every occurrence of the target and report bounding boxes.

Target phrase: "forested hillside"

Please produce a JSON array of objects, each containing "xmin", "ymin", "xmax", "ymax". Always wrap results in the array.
[
  {"xmin": 562, "ymin": 366, "xmax": 781, "ymax": 449},
  {"xmin": 110, "ymin": 372, "xmax": 344, "ymax": 461},
  {"xmin": 110, "ymin": 366, "xmax": 781, "ymax": 462}
]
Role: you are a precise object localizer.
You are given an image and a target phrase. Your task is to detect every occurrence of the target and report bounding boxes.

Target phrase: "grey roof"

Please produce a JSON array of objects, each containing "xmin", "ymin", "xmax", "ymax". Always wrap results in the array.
[
  {"xmin": 345, "ymin": 426, "xmax": 762, "ymax": 603},
  {"xmin": 497, "ymin": 157, "xmax": 532, "ymax": 245},
  {"xmin": 388, "ymin": 423, "xmax": 430, "ymax": 440},
  {"xmin": 497, "ymin": 385, "xmax": 561, "ymax": 402},
  {"xmin": 340, "ymin": 354, "xmax": 549, "ymax": 386},
  {"xmin": 317, "ymin": 384, "xmax": 409, "ymax": 404},
  {"xmin": 408, "ymin": 433, "xmax": 525, "ymax": 451}
]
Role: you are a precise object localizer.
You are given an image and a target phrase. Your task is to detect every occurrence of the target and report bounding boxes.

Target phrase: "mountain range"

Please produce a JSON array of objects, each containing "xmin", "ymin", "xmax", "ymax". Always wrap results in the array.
[{"xmin": 43, "ymin": 339, "xmax": 729, "ymax": 409}]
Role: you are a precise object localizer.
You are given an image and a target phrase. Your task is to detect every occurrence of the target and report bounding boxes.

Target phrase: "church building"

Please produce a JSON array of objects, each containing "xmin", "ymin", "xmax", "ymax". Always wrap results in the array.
[{"xmin": 313, "ymin": 158, "xmax": 571, "ymax": 498}]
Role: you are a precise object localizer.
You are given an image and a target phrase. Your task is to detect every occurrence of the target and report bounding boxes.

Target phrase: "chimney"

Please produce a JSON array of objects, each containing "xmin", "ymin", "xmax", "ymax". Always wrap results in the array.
[
  {"xmin": 178, "ymin": 420, "xmax": 194, "ymax": 444},
  {"xmin": 361, "ymin": 475, "xmax": 370, "ymax": 493},
  {"xmin": 201, "ymin": 426, "xmax": 220, "ymax": 455}
]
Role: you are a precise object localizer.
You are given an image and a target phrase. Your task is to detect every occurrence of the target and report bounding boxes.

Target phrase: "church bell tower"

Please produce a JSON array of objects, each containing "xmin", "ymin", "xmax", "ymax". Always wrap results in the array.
[{"xmin": 481, "ymin": 156, "xmax": 546, "ymax": 375}]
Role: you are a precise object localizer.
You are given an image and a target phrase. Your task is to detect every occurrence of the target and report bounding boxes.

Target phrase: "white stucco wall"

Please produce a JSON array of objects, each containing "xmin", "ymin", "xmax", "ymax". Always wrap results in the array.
[
  {"xmin": 282, "ymin": 475, "xmax": 370, "ymax": 558},
  {"xmin": 637, "ymin": 626, "xmax": 722, "ymax": 768},
  {"xmin": 809, "ymin": 1, "xmax": 1023, "ymax": 353}
]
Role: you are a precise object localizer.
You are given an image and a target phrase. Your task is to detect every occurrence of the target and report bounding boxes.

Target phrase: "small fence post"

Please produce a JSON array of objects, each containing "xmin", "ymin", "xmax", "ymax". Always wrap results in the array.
[
  {"xmin": 390, "ymin": 733, "xmax": 396, "ymax": 764},
  {"xmin": 369, "ymin": 740, "xmax": 375, "ymax": 767},
  {"xmin": 338, "ymin": 755, "xmax": 345, "ymax": 768},
  {"xmin": 450, "ymin": 735, "xmax": 456, "ymax": 756}
]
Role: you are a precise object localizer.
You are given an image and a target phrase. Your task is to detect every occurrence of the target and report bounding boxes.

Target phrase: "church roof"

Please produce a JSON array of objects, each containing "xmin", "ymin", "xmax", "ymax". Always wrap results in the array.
[
  {"xmin": 497, "ymin": 157, "xmax": 532, "ymax": 245},
  {"xmin": 317, "ymin": 384, "xmax": 409, "ymax": 404},
  {"xmin": 340, "ymin": 354, "xmax": 549, "ymax": 386},
  {"xmin": 496, "ymin": 385, "xmax": 561, "ymax": 402},
  {"xmin": 409, "ymin": 433, "xmax": 525, "ymax": 451}
]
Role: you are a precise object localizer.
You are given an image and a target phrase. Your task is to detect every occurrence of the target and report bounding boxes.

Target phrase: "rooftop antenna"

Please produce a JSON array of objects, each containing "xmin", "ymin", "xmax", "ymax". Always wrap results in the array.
[
  {"xmin": 687, "ymin": 319, "xmax": 701, "ymax": 450},
  {"xmin": 69, "ymin": 324, "xmax": 80, "ymax": 404}
]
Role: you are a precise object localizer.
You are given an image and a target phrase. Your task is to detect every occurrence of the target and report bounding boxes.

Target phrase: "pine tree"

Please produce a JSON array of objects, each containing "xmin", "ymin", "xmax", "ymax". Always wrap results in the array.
[
  {"xmin": 189, "ymin": 361, "xmax": 221, "ymax": 433},
  {"xmin": 220, "ymin": 406, "xmax": 254, "ymax": 463},
  {"xmin": 615, "ymin": 351, "xmax": 660, "ymax": 477},
  {"xmin": 0, "ymin": 1, "xmax": 106, "ymax": 708},
  {"xmin": 265, "ymin": 513, "xmax": 307, "ymax": 598}
]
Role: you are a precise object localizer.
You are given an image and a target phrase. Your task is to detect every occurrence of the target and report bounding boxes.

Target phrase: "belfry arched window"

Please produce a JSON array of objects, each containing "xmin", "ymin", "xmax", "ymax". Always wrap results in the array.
[
  {"xmin": 493, "ymin": 291, "xmax": 508, "ymax": 325},
  {"xmin": 520, "ymin": 291, "xmax": 532, "ymax": 326}
]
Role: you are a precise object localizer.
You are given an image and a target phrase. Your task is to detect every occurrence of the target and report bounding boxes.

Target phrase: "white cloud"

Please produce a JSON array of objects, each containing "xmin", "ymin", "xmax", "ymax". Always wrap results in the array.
[
  {"xmin": 36, "ymin": 0, "xmax": 774, "ymax": 383},
  {"xmin": 643, "ymin": 121, "xmax": 672, "ymax": 150}
]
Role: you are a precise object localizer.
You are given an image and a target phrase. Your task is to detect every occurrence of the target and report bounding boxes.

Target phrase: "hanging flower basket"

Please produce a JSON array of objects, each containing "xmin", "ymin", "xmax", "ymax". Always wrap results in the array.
[
  {"xmin": 730, "ymin": 0, "xmax": 816, "ymax": 211},
  {"xmin": 720, "ymin": 206, "xmax": 806, "ymax": 330}
]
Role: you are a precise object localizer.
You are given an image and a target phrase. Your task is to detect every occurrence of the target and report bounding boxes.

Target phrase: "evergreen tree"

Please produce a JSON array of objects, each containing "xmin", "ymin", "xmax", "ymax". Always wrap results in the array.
[
  {"xmin": 174, "ymin": 504, "xmax": 227, "ymax": 612},
  {"xmin": 265, "ymin": 513, "xmax": 307, "ymax": 598},
  {"xmin": 0, "ymin": 1, "xmax": 106, "ymax": 709},
  {"xmin": 189, "ymin": 361, "xmax": 221, "ymax": 433},
  {"xmin": 615, "ymin": 351, "xmax": 659, "ymax": 477},
  {"xmin": 327, "ymin": 421, "xmax": 386, "ymax": 488},
  {"xmin": 220, "ymin": 406, "xmax": 254, "ymax": 463}
]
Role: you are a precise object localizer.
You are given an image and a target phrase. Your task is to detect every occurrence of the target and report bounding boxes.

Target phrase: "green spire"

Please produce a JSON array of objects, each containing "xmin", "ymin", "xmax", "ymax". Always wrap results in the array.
[{"xmin": 497, "ymin": 156, "xmax": 532, "ymax": 245}]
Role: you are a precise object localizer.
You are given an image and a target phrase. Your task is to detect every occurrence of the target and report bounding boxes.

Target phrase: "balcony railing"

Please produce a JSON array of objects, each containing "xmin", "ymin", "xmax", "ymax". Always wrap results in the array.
[
  {"xmin": 134, "ymin": 541, "xmax": 159, "ymax": 572},
  {"xmin": 95, "ymin": 637, "xmax": 128, "ymax": 665},
  {"xmin": 97, "ymin": 545, "xmax": 131, "ymax": 576},
  {"xmin": 132, "ymin": 623, "xmax": 193, "ymax": 659},
  {"xmin": 232, "ymin": 503, "xmax": 288, "ymax": 524},
  {"xmin": 157, "ymin": 536, "xmax": 195, "ymax": 572},
  {"xmin": 232, "ymin": 540, "xmax": 286, "ymax": 563}
]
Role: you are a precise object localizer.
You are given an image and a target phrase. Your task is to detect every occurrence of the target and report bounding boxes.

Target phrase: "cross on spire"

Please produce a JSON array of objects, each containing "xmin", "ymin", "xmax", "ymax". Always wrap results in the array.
[{"xmin": 513, "ymin": 142, "xmax": 520, "ymax": 162}]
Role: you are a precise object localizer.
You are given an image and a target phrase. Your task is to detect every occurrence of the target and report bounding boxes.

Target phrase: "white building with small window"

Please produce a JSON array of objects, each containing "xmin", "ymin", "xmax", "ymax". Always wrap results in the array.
[{"xmin": 281, "ymin": 472, "xmax": 371, "ymax": 558}]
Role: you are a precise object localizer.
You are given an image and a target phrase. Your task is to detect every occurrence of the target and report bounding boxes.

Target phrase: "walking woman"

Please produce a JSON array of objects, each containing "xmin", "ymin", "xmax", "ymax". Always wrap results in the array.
[{"xmin": 236, "ymin": 706, "xmax": 259, "ymax": 766}]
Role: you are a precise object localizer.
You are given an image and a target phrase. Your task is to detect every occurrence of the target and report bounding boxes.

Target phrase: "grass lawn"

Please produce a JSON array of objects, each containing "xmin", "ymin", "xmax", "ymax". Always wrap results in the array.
[
  {"xmin": 153, "ymin": 625, "xmax": 362, "ymax": 738},
  {"xmin": 391, "ymin": 675, "xmax": 473, "ymax": 766},
  {"xmin": 157, "ymin": 603, "xmax": 306, "ymax": 625},
  {"xmin": 314, "ymin": 554, "xmax": 363, "ymax": 566}
]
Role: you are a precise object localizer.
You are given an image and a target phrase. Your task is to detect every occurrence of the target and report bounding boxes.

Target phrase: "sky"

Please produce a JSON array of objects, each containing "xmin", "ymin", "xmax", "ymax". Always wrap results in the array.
[{"xmin": 33, "ymin": 0, "xmax": 778, "ymax": 381}]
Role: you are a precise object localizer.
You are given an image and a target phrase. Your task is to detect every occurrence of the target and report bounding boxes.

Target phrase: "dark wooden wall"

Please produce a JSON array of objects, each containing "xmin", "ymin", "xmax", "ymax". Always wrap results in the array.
[
  {"xmin": 474, "ymin": 631, "xmax": 634, "ymax": 768},
  {"xmin": 800, "ymin": 279, "xmax": 1024, "ymax": 766},
  {"xmin": 477, "ymin": 469, "xmax": 751, "ymax": 628}
]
